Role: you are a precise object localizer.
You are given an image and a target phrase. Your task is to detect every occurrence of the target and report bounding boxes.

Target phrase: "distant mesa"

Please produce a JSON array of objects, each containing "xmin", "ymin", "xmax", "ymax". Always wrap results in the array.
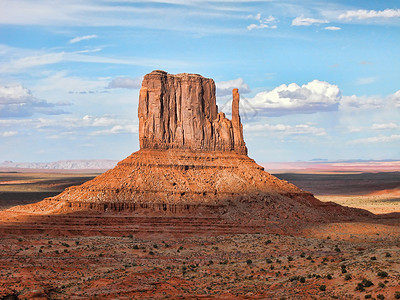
[
  {"xmin": 0, "ymin": 160, "xmax": 119, "ymax": 170},
  {"xmin": 11, "ymin": 70, "xmax": 372, "ymax": 233}
]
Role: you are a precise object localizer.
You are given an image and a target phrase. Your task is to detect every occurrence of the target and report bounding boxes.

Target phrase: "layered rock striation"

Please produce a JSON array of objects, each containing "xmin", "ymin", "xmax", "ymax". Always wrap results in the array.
[
  {"xmin": 138, "ymin": 70, "xmax": 247, "ymax": 154},
  {"xmin": 13, "ymin": 70, "xmax": 372, "ymax": 232}
]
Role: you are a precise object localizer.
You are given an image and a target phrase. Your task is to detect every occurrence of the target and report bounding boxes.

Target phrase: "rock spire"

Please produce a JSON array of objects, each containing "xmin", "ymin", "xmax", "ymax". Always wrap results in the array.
[{"xmin": 138, "ymin": 70, "xmax": 247, "ymax": 154}]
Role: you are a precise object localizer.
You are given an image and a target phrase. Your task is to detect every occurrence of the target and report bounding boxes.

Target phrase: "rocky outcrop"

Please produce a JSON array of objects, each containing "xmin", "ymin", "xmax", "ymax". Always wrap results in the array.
[
  {"xmin": 10, "ymin": 70, "xmax": 373, "ymax": 233},
  {"xmin": 138, "ymin": 70, "xmax": 247, "ymax": 154}
]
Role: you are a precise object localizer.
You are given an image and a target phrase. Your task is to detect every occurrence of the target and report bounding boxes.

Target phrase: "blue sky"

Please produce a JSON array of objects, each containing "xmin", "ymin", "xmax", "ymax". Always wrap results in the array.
[{"xmin": 0, "ymin": 0, "xmax": 399, "ymax": 163}]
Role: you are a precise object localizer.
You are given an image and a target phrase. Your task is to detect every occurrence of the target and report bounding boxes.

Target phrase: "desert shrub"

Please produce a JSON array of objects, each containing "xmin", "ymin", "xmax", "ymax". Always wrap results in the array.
[
  {"xmin": 395, "ymin": 291, "xmax": 400, "ymax": 299},
  {"xmin": 265, "ymin": 240, "xmax": 272, "ymax": 245},
  {"xmin": 385, "ymin": 252, "xmax": 391, "ymax": 258},
  {"xmin": 361, "ymin": 279, "xmax": 374, "ymax": 287},
  {"xmin": 376, "ymin": 294, "xmax": 384, "ymax": 300},
  {"xmin": 61, "ymin": 242, "xmax": 70, "ymax": 247},
  {"xmin": 319, "ymin": 285, "xmax": 326, "ymax": 291},
  {"xmin": 377, "ymin": 271, "xmax": 388, "ymax": 278},
  {"xmin": 334, "ymin": 247, "xmax": 341, "ymax": 252},
  {"xmin": 345, "ymin": 274, "xmax": 352, "ymax": 280},
  {"xmin": 300, "ymin": 252, "xmax": 305, "ymax": 258},
  {"xmin": 287, "ymin": 256, "xmax": 293, "ymax": 261},
  {"xmin": 149, "ymin": 251, "xmax": 155, "ymax": 255},
  {"xmin": 153, "ymin": 244, "xmax": 158, "ymax": 249},
  {"xmin": 289, "ymin": 276, "xmax": 305, "ymax": 283},
  {"xmin": 341, "ymin": 265, "xmax": 347, "ymax": 273},
  {"xmin": 75, "ymin": 241, "xmax": 79, "ymax": 245},
  {"xmin": 208, "ymin": 260, "xmax": 213, "ymax": 265},
  {"xmin": 266, "ymin": 258, "xmax": 272, "ymax": 264},
  {"xmin": 246, "ymin": 259, "xmax": 252, "ymax": 265},
  {"xmin": 327, "ymin": 274, "xmax": 333, "ymax": 280},
  {"xmin": 378, "ymin": 282, "xmax": 385, "ymax": 288},
  {"xmin": 365, "ymin": 295, "xmax": 372, "ymax": 299},
  {"xmin": 355, "ymin": 283, "xmax": 365, "ymax": 292},
  {"xmin": 371, "ymin": 256, "xmax": 377, "ymax": 260},
  {"xmin": 133, "ymin": 245, "xmax": 139, "ymax": 249}
]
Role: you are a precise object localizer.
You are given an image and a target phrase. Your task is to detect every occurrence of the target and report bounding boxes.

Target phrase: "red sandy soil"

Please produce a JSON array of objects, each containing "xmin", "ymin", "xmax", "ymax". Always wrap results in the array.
[
  {"xmin": 0, "ymin": 222, "xmax": 399, "ymax": 299},
  {"xmin": 0, "ymin": 207, "xmax": 399, "ymax": 299},
  {"xmin": 0, "ymin": 171, "xmax": 399, "ymax": 299}
]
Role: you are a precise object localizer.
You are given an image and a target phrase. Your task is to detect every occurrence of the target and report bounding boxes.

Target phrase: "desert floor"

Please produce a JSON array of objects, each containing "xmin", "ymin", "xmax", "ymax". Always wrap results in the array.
[
  {"xmin": 275, "ymin": 172, "xmax": 400, "ymax": 215},
  {"xmin": 0, "ymin": 171, "xmax": 399, "ymax": 299}
]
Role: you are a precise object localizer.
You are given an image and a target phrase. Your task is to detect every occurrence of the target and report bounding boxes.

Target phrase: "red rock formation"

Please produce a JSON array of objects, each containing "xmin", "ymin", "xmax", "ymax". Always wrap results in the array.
[
  {"xmin": 9, "ymin": 70, "xmax": 372, "ymax": 233},
  {"xmin": 138, "ymin": 70, "xmax": 247, "ymax": 154}
]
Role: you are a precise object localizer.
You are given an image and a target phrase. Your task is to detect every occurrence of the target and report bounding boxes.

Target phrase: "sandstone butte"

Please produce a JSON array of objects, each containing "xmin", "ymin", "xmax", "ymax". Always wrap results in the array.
[{"xmin": 9, "ymin": 70, "xmax": 373, "ymax": 234}]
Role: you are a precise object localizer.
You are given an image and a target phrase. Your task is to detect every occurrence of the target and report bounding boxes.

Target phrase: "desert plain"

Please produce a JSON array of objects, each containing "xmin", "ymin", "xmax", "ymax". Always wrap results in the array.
[{"xmin": 0, "ymin": 170, "xmax": 399, "ymax": 299}]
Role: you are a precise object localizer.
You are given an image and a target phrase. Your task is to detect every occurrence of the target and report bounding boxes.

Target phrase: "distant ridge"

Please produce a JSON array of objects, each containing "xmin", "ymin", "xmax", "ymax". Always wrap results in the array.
[
  {"xmin": 0, "ymin": 159, "xmax": 119, "ymax": 170},
  {"xmin": 2, "ymin": 159, "xmax": 398, "ymax": 172},
  {"xmin": 261, "ymin": 160, "xmax": 400, "ymax": 173}
]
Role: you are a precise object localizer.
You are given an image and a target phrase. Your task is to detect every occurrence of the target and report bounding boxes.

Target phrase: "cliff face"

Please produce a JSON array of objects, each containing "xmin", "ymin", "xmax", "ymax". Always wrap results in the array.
[
  {"xmin": 138, "ymin": 70, "xmax": 247, "ymax": 155},
  {"xmin": 13, "ymin": 70, "xmax": 372, "ymax": 231}
]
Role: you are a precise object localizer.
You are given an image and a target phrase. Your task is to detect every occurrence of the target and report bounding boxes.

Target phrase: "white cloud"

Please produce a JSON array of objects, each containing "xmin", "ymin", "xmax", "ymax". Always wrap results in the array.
[
  {"xmin": 338, "ymin": 9, "xmax": 400, "ymax": 20},
  {"xmin": 69, "ymin": 35, "xmax": 98, "ymax": 44},
  {"xmin": 247, "ymin": 13, "xmax": 261, "ymax": 20},
  {"xmin": 292, "ymin": 15, "xmax": 329, "ymax": 26},
  {"xmin": 348, "ymin": 134, "xmax": 400, "ymax": 144},
  {"xmin": 216, "ymin": 78, "xmax": 251, "ymax": 96},
  {"xmin": 1, "ymin": 131, "xmax": 18, "ymax": 137},
  {"xmin": 0, "ymin": 48, "xmax": 191, "ymax": 74},
  {"xmin": 340, "ymin": 95, "xmax": 384, "ymax": 110},
  {"xmin": 388, "ymin": 90, "xmax": 400, "ymax": 108},
  {"xmin": 0, "ymin": 85, "xmax": 69, "ymax": 117},
  {"xmin": 356, "ymin": 77, "xmax": 376, "ymax": 85},
  {"xmin": 247, "ymin": 15, "xmax": 277, "ymax": 30},
  {"xmin": 324, "ymin": 26, "xmax": 341, "ymax": 31},
  {"xmin": 371, "ymin": 123, "xmax": 398, "ymax": 130},
  {"xmin": 0, "ymin": 0, "xmax": 258, "ymax": 35},
  {"xmin": 244, "ymin": 122, "xmax": 326, "ymax": 136},
  {"xmin": 249, "ymin": 80, "xmax": 341, "ymax": 116},
  {"xmin": 0, "ymin": 114, "xmax": 138, "ymax": 138},
  {"xmin": 340, "ymin": 89, "xmax": 400, "ymax": 111},
  {"xmin": 107, "ymin": 76, "xmax": 142, "ymax": 89},
  {"xmin": 0, "ymin": 52, "xmax": 65, "ymax": 73},
  {"xmin": 91, "ymin": 124, "xmax": 138, "ymax": 136}
]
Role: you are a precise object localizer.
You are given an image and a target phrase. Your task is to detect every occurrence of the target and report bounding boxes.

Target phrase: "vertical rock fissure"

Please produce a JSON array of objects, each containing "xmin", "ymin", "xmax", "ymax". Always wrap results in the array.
[{"xmin": 138, "ymin": 70, "xmax": 247, "ymax": 155}]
